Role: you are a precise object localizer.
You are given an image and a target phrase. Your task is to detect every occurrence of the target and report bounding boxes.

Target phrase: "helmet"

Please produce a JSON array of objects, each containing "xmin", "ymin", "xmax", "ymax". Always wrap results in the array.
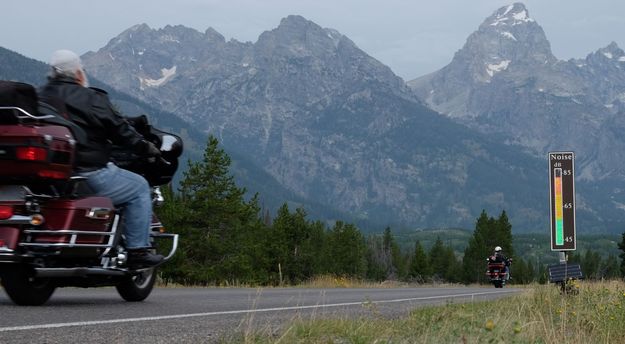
[{"xmin": 494, "ymin": 246, "xmax": 502, "ymax": 252}]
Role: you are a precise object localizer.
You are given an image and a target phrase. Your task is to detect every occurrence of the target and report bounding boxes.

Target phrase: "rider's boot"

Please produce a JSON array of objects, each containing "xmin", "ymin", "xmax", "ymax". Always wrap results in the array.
[{"xmin": 127, "ymin": 248, "xmax": 164, "ymax": 268}]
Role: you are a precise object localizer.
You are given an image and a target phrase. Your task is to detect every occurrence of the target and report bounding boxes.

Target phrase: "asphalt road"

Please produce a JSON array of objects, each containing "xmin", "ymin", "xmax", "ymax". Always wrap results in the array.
[{"xmin": 0, "ymin": 286, "xmax": 520, "ymax": 343}]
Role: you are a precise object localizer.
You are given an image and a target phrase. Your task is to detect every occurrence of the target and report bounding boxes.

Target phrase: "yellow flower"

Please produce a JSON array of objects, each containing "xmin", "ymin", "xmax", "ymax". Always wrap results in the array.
[
  {"xmin": 485, "ymin": 320, "xmax": 495, "ymax": 331},
  {"xmin": 513, "ymin": 326, "xmax": 522, "ymax": 334}
]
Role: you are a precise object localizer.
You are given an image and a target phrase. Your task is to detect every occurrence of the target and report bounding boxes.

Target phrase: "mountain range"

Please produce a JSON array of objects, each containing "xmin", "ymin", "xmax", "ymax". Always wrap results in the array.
[{"xmin": 3, "ymin": 2, "xmax": 624, "ymax": 233}]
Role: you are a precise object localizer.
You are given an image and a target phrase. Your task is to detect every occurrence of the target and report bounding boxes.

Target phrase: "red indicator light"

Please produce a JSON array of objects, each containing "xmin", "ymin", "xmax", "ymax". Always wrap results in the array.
[
  {"xmin": 16, "ymin": 147, "xmax": 47, "ymax": 161},
  {"xmin": 0, "ymin": 205, "xmax": 14, "ymax": 220},
  {"xmin": 38, "ymin": 170, "xmax": 67, "ymax": 179}
]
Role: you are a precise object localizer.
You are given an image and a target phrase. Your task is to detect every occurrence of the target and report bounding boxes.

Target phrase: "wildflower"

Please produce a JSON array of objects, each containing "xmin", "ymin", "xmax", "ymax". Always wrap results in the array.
[{"xmin": 485, "ymin": 320, "xmax": 495, "ymax": 331}]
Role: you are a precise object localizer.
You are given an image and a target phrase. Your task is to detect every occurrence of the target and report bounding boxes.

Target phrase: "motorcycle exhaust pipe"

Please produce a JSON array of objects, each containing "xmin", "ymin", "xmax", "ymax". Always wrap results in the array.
[{"xmin": 35, "ymin": 267, "xmax": 127, "ymax": 278}]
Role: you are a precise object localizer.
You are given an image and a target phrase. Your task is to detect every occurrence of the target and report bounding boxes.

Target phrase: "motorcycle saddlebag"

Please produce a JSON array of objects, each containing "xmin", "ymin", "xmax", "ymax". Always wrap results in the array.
[
  {"xmin": 36, "ymin": 197, "xmax": 115, "ymax": 245},
  {"xmin": 0, "ymin": 124, "xmax": 75, "ymax": 182}
]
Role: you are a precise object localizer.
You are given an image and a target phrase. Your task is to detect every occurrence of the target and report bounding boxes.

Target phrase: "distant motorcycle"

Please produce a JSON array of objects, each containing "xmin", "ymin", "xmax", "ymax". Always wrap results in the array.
[{"xmin": 486, "ymin": 256, "xmax": 511, "ymax": 288}]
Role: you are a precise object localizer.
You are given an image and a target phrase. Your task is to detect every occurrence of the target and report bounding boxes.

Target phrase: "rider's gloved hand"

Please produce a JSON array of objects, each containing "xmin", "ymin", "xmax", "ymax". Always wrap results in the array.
[{"xmin": 137, "ymin": 140, "xmax": 161, "ymax": 158}]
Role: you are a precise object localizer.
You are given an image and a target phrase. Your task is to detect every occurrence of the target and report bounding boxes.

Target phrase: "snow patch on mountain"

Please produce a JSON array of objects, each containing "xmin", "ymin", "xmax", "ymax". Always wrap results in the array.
[
  {"xmin": 501, "ymin": 31, "xmax": 517, "ymax": 41},
  {"xmin": 486, "ymin": 60, "xmax": 511, "ymax": 77},
  {"xmin": 139, "ymin": 66, "xmax": 177, "ymax": 89},
  {"xmin": 489, "ymin": 4, "xmax": 534, "ymax": 27}
]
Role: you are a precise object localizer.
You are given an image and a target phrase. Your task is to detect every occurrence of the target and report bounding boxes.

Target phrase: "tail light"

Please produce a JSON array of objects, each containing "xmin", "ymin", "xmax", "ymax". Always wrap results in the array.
[
  {"xmin": 16, "ymin": 146, "xmax": 47, "ymax": 161},
  {"xmin": 0, "ymin": 205, "xmax": 13, "ymax": 220}
]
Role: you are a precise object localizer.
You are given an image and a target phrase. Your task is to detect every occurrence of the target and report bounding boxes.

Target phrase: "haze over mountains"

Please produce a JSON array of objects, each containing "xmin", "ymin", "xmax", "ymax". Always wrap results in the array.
[{"xmin": 2, "ymin": 2, "xmax": 624, "ymax": 233}]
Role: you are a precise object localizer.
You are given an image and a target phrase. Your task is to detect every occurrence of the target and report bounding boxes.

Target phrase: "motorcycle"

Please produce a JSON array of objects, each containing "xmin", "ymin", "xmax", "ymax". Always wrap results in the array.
[
  {"xmin": 486, "ymin": 256, "xmax": 511, "ymax": 288},
  {"xmin": 486, "ymin": 256, "xmax": 512, "ymax": 288},
  {"xmin": 0, "ymin": 81, "xmax": 182, "ymax": 305}
]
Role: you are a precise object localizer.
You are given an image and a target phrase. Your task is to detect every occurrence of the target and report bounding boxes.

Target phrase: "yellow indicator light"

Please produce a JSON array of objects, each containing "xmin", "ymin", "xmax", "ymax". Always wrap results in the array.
[
  {"xmin": 30, "ymin": 214, "xmax": 45, "ymax": 226},
  {"xmin": 159, "ymin": 227, "xmax": 166, "ymax": 233}
]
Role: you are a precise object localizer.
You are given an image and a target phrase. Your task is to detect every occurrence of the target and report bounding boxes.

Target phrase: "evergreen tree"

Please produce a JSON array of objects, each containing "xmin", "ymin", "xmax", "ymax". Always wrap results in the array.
[
  {"xmin": 462, "ymin": 210, "xmax": 492, "ymax": 284},
  {"xmin": 365, "ymin": 236, "xmax": 387, "ymax": 281},
  {"xmin": 382, "ymin": 227, "xmax": 398, "ymax": 279},
  {"xmin": 537, "ymin": 263, "xmax": 548, "ymax": 284},
  {"xmin": 600, "ymin": 254, "xmax": 620, "ymax": 279},
  {"xmin": 581, "ymin": 248, "xmax": 601, "ymax": 280},
  {"xmin": 326, "ymin": 222, "xmax": 367, "ymax": 278},
  {"xmin": 619, "ymin": 233, "xmax": 625, "ymax": 277},
  {"xmin": 495, "ymin": 210, "xmax": 514, "ymax": 257},
  {"xmin": 408, "ymin": 240, "xmax": 430, "ymax": 282},
  {"xmin": 512, "ymin": 257, "xmax": 528, "ymax": 284},
  {"xmin": 429, "ymin": 237, "xmax": 448, "ymax": 281},
  {"xmin": 164, "ymin": 135, "xmax": 264, "ymax": 284}
]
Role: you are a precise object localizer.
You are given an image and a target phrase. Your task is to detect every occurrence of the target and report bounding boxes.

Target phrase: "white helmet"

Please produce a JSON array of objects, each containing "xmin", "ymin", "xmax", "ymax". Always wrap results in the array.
[{"xmin": 494, "ymin": 246, "xmax": 502, "ymax": 252}]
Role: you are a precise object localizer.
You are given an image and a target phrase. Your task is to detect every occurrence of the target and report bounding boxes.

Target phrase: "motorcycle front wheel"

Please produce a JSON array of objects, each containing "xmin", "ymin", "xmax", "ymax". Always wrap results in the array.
[
  {"xmin": 116, "ymin": 267, "xmax": 157, "ymax": 302},
  {"xmin": 0, "ymin": 265, "xmax": 56, "ymax": 306}
]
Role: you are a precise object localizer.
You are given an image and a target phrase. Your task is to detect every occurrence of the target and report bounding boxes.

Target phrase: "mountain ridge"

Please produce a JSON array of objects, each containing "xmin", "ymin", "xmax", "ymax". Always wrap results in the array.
[{"xmin": 78, "ymin": 14, "xmax": 577, "ymax": 232}]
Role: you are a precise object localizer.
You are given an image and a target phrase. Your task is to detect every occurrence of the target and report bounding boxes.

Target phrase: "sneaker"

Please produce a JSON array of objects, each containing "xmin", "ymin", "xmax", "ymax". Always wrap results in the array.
[{"xmin": 127, "ymin": 248, "xmax": 164, "ymax": 268}]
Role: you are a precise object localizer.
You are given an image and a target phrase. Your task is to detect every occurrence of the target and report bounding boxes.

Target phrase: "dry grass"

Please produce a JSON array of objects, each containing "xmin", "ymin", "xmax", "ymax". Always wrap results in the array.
[{"xmin": 232, "ymin": 280, "xmax": 625, "ymax": 343}]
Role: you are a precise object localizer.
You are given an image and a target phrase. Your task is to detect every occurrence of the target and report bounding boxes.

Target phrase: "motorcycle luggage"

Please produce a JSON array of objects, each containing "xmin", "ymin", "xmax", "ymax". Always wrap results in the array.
[
  {"xmin": 35, "ymin": 197, "xmax": 115, "ymax": 245},
  {"xmin": 0, "ymin": 81, "xmax": 38, "ymax": 124},
  {"xmin": 0, "ymin": 124, "xmax": 75, "ymax": 182}
]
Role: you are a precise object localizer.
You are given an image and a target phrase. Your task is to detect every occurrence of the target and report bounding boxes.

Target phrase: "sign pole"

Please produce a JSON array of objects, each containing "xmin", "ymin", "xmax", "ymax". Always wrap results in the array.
[{"xmin": 548, "ymin": 152, "xmax": 582, "ymax": 293}]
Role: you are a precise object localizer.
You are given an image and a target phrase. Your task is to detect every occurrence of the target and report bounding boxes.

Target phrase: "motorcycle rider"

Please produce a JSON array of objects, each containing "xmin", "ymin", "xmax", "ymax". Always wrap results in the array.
[
  {"xmin": 39, "ymin": 49, "xmax": 163, "ymax": 268},
  {"xmin": 490, "ymin": 246, "xmax": 511, "ymax": 280}
]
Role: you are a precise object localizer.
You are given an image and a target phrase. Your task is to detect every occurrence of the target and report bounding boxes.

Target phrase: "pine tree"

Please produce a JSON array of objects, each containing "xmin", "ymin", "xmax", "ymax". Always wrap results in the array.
[
  {"xmin": 167, "ymin": 135, "xmax": 263, "ymax": 284},
  {"xmin": 327, "ymin": 221, "xmax": 367, "ymax": 278},
  {"xmin": 581, "ymin": 248, "xmax": 601, "ymax": 280},
  {"xmin": 496, "ymin": 210, "xmax": 514, "ymax": 257},
  {"xmin": 365, "ymin": 236, "xmax": 387, "ymax": 281},
  {"xmin": 408, "ymin": 240, "xmax": 430, "ymax": 282},
  {"xmin": 619, "ymin": 232, "xmax": 625, "ymax": 277},
  {"xmin": 600, "ymin": 254, "xmax": 620, "ymax": 279},
  {"xmin": 429, "ymin": 237, "xmax": 448, "ymax": 281},
  {"xmin": 462, "ymin": 210, "xmax": 492, "ymax": 284}
]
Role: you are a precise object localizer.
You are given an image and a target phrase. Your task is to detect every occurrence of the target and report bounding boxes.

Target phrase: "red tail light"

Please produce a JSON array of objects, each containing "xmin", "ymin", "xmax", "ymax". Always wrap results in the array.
[
  {"xmin": 38, "ymin": 170, "xmax": 67, "ymax": 179},
  {"xmin": 0, "ymin": 205, "xmax": 13, "ymax": 220},
  {"xmin": 16, "ymin": 146, "xmax": 47, "ymax": 161}
]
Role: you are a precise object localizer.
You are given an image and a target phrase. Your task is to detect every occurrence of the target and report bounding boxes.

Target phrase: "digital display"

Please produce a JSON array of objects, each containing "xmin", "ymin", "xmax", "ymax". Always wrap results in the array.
[{"xmin": 553, "ymin": 168, "xmax": 563, "ymax": 245}]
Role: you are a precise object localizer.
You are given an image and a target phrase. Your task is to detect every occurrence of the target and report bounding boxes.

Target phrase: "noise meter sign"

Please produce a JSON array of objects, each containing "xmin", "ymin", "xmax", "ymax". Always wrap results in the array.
[{"xmin": 548, "ymin": 152, "xmax": 576, "ymax": 251}]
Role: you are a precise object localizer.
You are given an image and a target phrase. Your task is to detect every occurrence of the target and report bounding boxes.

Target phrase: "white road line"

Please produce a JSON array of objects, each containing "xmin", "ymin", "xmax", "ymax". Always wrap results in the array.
[{"xmin": 0, "ymin": 290, "xmax": 517, "ymax": 332}]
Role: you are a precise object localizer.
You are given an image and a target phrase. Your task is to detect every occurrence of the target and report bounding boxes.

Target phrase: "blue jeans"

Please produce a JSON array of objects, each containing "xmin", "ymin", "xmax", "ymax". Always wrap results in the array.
[{"xmin": 80, "ymin": 163, "xmax": 152, "ymax": 249}]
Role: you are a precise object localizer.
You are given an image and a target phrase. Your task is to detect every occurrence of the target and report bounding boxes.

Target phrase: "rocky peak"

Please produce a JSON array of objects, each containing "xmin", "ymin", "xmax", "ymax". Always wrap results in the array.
[
  {"xmin": 451, "ymin": 2, "xmax": 555, "ymax": 83},
  {"xmin": 255, "ymin": 15, "xmax": 354, "ymax": 59},
  {"xmin": 590, "ymin": 42, "xmax": 625, "ymax": 63},
  {"xmin": 204, "ymin": 27, "xmax": 226, "ymax": 43},
  {"xmin": 482, "ymin": 2, "xmax": 534, "ymax": 28}
]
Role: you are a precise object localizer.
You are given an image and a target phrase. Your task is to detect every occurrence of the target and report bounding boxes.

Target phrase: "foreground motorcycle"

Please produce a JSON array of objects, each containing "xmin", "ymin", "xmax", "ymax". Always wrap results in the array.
[
  {"xmin": 485, "ymin": 256, "xmax": 511, "ymax": 288},
  {"xmin": 0, "ymin": 82, "xmax": 181, "ymax": 305}
]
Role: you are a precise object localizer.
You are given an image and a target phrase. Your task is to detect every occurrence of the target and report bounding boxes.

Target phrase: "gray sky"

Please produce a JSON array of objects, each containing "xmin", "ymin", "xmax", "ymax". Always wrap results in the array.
[{"xmin": 2, "ymin": 0, "xmax": 624, "ymax": 81}]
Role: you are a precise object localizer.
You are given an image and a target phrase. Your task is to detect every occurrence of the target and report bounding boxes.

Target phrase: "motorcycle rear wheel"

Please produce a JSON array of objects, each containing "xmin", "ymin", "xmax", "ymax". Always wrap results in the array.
[
  {"xmin": 0, "ymin": 265, "xmax": 56, "ymax": 306},
  {"xmin": 116, "ymin": 267, "xmax": 156, "ymax": 302}
]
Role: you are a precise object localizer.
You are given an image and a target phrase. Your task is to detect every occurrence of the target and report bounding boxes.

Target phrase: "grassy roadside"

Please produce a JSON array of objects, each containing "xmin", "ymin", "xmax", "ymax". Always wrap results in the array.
[{"xmin": 231, "ymin": 280, "xmax": 625, "ymax": 343}]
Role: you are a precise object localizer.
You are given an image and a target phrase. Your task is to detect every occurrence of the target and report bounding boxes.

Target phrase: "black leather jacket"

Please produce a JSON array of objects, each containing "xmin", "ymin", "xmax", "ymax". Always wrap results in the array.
[{"xmin": 39, "ymin": 77, "xmax": 147, "ymax": 172}]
